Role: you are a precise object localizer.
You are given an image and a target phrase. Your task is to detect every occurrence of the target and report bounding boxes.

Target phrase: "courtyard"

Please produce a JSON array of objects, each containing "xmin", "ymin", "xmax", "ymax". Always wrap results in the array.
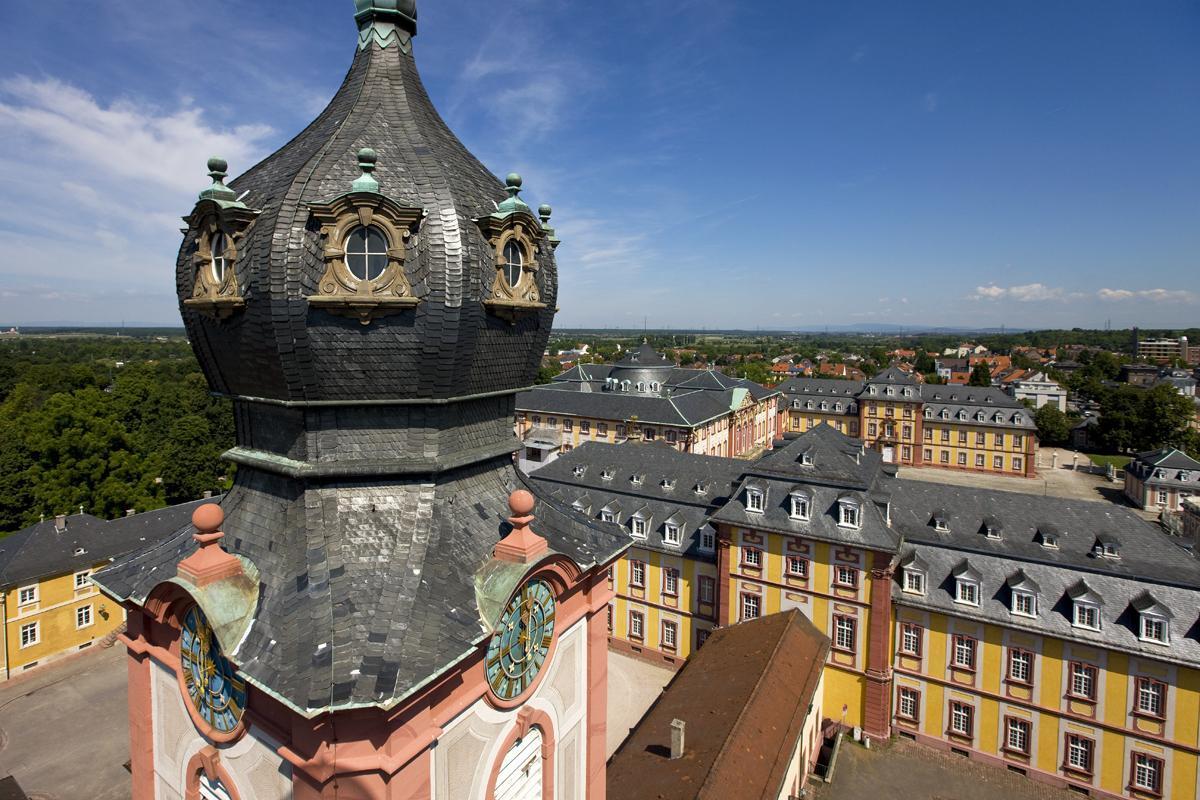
[{"xmin": 811, "ymin": 737, "xmax": 1083, "ymax": 800}]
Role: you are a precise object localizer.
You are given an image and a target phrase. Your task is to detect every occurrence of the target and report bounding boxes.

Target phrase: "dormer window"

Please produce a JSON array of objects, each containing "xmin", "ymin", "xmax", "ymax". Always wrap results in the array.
[
  {"xmin": 983, "ymin": 516, "xmax": 1002, "ymax": 540},
  {"xmin": 789, "ymin": 493, "xmax": 810, "ymax": 521},
  {"xmin": 210, "ymin": 232, "xmax": 230, "ymax": 283},
  {"xmin": 838, "ymin": 498, "xmax": 860, "ymax": 529},
  {"xmin": 957, "ymin": 410, "xmax": 967, "ymax": 421},
  {"xmin": 903, "ymin": 568, "xmax": 926, "ymax": 595},
  {"xmin": 1013, "ymin": 413, "xmax": 1023, "ymax": 425},
  {"xmin": 346, "ymin": 226, "xmax": 390, "ymax": 282},
  {"xmin": 631, "ymin": 474, "xmax": 644, "ymax": 486},
  {"xmin": 903, "ymin": 388, "xmax": 913, "ymax": 397},
  {"xmin": 661, "ymin": 478, "xmax": 676, "ymax": 491},
  {"xmin": 886, "ymin": 387, "xmax": 895, "ymax": 396},
  {"xmin": 601, "ymin": 510, "xmax": 616, "ymax": 523},
  {"xmin": 694, "ymin": 482, "xmax": 708, "ymax": 496},
  {"xmin": 1073, "ymin": 603, "xmax": 1100, "ymax": 630},
  {"xmin": 1140, "ymin": 615, "xmax": 1168, "ymax": 644},
  {"xmin": 931, "ymin": 510, "xmax": 949, "ymax": 533},
  {"xmin": 1037, "ymin": 525, "xmax": 1060, "ymax": 549},
  {"xmin": 746, "ymin": 488, "xmax": 765, "ymax": 514},
  {"xmin": 820, "ymin": 401, "xmax": 829, "ymax": 411},
  {"xmin": 955, "ymin": 578, "xmax": 979, "ymax": 606},
  {"xmin": 940, "ymin": 409, "xmax": 950, "ymax": 420},
  {"xmin": 664, "ymin": 519, "xmax": 683, "ymax": 546},
  {"xmin": 631, "ymin": 517, "xmax": 647, "ymax": 538},
  {"xmin": 636, "ymin": 382, "xmax": 646, "ymax": 392},
  {"xmin": 601, "ymin": 469, "xmax": 614, "ymax": 481},
  {"xmin": 573, "ymin": 465, "xmax": 586, "ymax": 478},
  {"xmin": 501, "ymin": 240, "xmax": 525, "ymax": 287},
  {"xmin": 1093, "ymin": 536, "xmax": 1120, "ymax": 559},
  {"xmin": 924, "ymin": 408, "xmax": 934, "ymax": 419},
  {"xmin": 801, "ymin": 452, "xmax": 813, "ymax": 467},
  {"xmin": 993, "ymin": 412, "xmax": 1003, "ymax": 423},
  {"xmin": 1011, "ymin": 590, "xmax": 1037, "ymax": 617},
  {"xmin": 792, "ymin": 399, "xmax": 801, "ymax": 409}
]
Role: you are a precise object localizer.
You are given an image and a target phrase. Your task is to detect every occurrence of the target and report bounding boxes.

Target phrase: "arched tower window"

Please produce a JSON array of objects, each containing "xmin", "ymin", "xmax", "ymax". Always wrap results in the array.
[{"xmin": 502, "ymin": 240, "xmax": 525, "ymax": 288}]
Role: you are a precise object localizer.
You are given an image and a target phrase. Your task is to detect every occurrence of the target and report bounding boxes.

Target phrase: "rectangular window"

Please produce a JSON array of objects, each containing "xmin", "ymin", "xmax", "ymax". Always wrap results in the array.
[
  {"xmin": 616, "ymin": 423, "xmax": 626, "ymax": 438},
  {"xmin": 698, "ymin": 576, "xmax": 715, "ymax": 605},
  {"xmin": 903, "ymin": 425, "xmax": 912, "ymax": 440},
  {"xmin": 74, "ymin": 571, "xmax": 91, "ymax": 590},
  {"xmin": 662, "ymin": 568, "xmax": 679, "ymax": 597},
  {"xmin": 663, "ymin": 524, "xmax": 681, "ymax": 546},
  {"xmin": 644, "ymin": 428, "xmax": 656, "ymax": 441},
  {"xmin": 699, "ymin": 528, "xmax": 715, "ymax": 551},
  {"xmin": 1014, "ymin": 435, "xmax": 1024, "ymax": 449},
  {"xmin": 607, "ymin": 604, "xmax": 613, "ymax": 631},
  {"xmin": 976, "ymin": 432, "xmax": 986, "ymax": 446},
  {"xmin": 1013, "ymin": 457, "xmax": 1023, "ymax": 472},
  {"xmin": 941, "ymin": 429, "xmax": 950, "ymax": 443},
  {"xmin": 996, "ymin": 433, "xmax": 1005, "ymax": 447},
  {"xmin": 746, "ymin": 491, "xmax": 764, "ymax": 513},
  {"xmin": 900, "ymin": 623, "xmax": 922, "ymax": 657},
  {"xmin": 787, "ymin": 556, "xmax": 809, "ymax": 579},
  {"xmin": 1074, "ymin": 604, "xmax": 1100, "ymax": 630},
  {"xmin": 1157, "ymin": 489, "xmax": 1168, "ymax": 506},
  {"xmin": 1005, "ymin": 718, "xmax": 1031, "ymax": 755},
  {"xmin": 19, "ymin": 621, "xmax": 39, "ymax": 648},
  {"xmin": 1135, "ymin": 678, "xmax": 1165, "ymax": 718},
  {"xmin": 949, "ymin": 702, "xmax": 974, "ymax": 738},
  {"xmin": 956, "ymin": 581, "xmax": 979, "ymax": 606},
  {"xmin": 993, "ymin": 455, "xmax": 1004, "ymax": 470},
  {"xmin": 923, "ymin": 448, "xmax": 933, "ymax": 461},
  {"xmin": 957, "ymin": 452, "xmax": 967, "ymax": 465},
  {"xmin": 581, "ymin": 420, "xmax": 590, "ymax": 434},
  {"xmin": 903, "ymin": 570, "xmax": 925, "ymax": 594},
  {"xmin": 958, "ymin": 431, "xmax": 968, "ymax": 445},
  {"xmin": 607, "ymin": 565, "xmax": 614, "ymax": 585},
  {"xmin": 840, "ymin": 506, "xmax": 859, "ymax": 528},
  {"xmin": 597, "ymin": 422, "xmax": 608, "ymax": 437},
  {"xmin": 898, "ymin": 687, "xmax": 920, "ymax": 721},
  {"xmin": 940, "ymin": 450, "xmax": 950, "ymax": 464},
  {"xmin": 742, "ymin": 547, "xmax": 762, "ymax": 568},
  {"xmin": 661, "ymin": 620, "xmax": 678, "ymax": 650},
  {"xmin": 1064, "ymin": 734, "xmax": 1094, "ymax": 774},
  {"xmin": 631, "ymin": 517, "xmax": 646, "ymax": 538},
  {"xmin": 1141, "ymin": 616, "xmax": 1167, "ymax": 643},
  {"xmin": 886, "ymin": 406, "xmax": 894, "ymax": 417},
  {"xmin": 76, "ymin": 604, "xmax": 93, "ymax": 628},
  {"xmin": 1070, "ymin": 662, "xmax": 1097, "ymax": 701},
  {"xmin": 666, "ymin": 430, "xmax": 677, "ymax": 444},
  {"xmin": 630, "ymin": 561, "xmax": 646, "ymax": 589},
  {"xmin": 1132, "ymin": 753, "xmax": 1163, "ymax": 794},
  {"xmin": 952, "ymin": 635, "xmax": 977, "ymax": 670},
  {"xmin": 833, "ymin": 615, "xmax": 856, "ymax": 652},
  {"xmin": 834, "ymin": 565, "xmax": 858, "ymax": 589},
  {"xmin": 548, "ymin": 417, "xmax": 556, "ymax": 427},
  {"xmin": 1012, "ymin": 591, "xmax": 1036, "ymax": 617},
  {"xmin": 629, "ymin": 610, "xmax": 645, "ymax": 640},
  {"xmin": 924, "ymin": 429, "xmax": 932, "ymax": 443},
  {"xmin": 902, "ymin": 444, "xmax": 912, "ymax": 460},
  {"xmin": 741, "ymin": 593, "xmax": 761, "ymax": 622},
  {"xmin": 975, "ymin": 453, "xmax": 985, "ymax": 467},
  {"xmin": 1008, "ymin": 649, "xmax": 1033, "ymax": 684},
  {"xmin": 17, "ymin": 585, "xmax": 37, "ymax": 605},
  {"xmin": 868, "ymin": 422, "xmax": 877, "ymax": 437},
  {"xmin": 563, "ymin": 419, "xmax": 573, "ymax": 432}
]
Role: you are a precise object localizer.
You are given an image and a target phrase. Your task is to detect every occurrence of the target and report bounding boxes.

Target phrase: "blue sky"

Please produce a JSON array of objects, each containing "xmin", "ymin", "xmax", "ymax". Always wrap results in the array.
[{"xmin": 0, "ymin": 0, "xmax": 1196, "ymax": 329}]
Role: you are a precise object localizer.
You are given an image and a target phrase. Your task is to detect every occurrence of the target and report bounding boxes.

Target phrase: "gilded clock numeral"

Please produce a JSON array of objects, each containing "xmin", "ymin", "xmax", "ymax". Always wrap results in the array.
[{"xmin": 486, "ymin": 580, "xmax": 556, "ymax": 700}]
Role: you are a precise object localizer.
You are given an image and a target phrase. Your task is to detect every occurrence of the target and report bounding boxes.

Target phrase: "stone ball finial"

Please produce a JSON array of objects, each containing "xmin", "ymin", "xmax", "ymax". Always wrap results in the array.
[
  {"xmin": 192, "ymin": 503, "xmax": 225, "ymax": 534},
  {"xmin": 207, "ymin": 157, "xmax": 229, "ymax": 177},
  {"xmin": 358, "ymin": 147, "xmax": 378, "ymax": 167},
  {"xmin": 505, "ymin": 173, "xmax": 523, "ymax": 190},
  {"xmin": 538, "ymin": 204, "xmax": 552, "ymax": 221},
  {"xmin": 508, "ymin": 489, "xmax": 535, "ymax": 519}
]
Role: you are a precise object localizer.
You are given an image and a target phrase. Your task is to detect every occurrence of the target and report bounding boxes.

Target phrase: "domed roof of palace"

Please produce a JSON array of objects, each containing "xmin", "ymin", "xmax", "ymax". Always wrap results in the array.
[{"xmin": 177, "ymin": 0, "xmax": 556, "ymax": 403}]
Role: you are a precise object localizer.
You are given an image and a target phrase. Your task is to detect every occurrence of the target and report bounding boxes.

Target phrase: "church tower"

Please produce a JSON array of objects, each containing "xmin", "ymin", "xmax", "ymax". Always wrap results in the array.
[{"xmin": 96, "ymin": 3, "xmax": 628, "ymax": 798}]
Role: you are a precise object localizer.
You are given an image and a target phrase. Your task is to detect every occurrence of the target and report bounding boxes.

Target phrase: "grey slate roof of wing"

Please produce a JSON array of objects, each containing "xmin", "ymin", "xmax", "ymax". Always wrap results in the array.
[
  {"xmin": 529, "ymin": 441, "xmax": 742, "ymax": 560},
  {"xmin": 0, "ymin": 500, "xmax": 212, "ymax": 589},
  {"xmin": 867, "ymin": 366, "xmax": 919, "ymax": 385},
  {"xmin": 894, "ymin": 542, "xmax": 1200, "ymax": 669},
  {"xmin": 888, "ymin": 479, "xmax": 1200, "ymax": 588},
  {"xmin": 753, "ymin": 425, "xmax": 883, "ymax": 488},
  {"xmin": 710, "ymin": 472, "xmax": 901, "ymax": 552},
  {"xmin": 921, "ymin": 386, "xmax": 1027, "ymax": 408},
  {"xmin": 922, "ymin": 399, "xmax": 1036, "ymax": 430},
  {"xmin": 1135, "ymin": 447, "xmax": 1200, "ymax": 471},
  {"xmin": 96, "ymin": 461, "xmax": 629, "ymax": 716},
  {"xmin": 517, "ymin": 382, "xmax": 762, "ymax": 428},
  {"xmin": 777, "ymin": 378, "xmax": 865, "ymax": 398}
]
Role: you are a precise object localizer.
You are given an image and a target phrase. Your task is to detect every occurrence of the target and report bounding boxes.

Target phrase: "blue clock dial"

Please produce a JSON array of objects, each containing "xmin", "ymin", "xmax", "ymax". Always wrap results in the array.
[
  {"xmin": 180, "ymin": 605, "xmax": 246, "ymax": 734},
  {"xmin": 486, "ymin": 580, "xmax": 556, "ymax": 700}
]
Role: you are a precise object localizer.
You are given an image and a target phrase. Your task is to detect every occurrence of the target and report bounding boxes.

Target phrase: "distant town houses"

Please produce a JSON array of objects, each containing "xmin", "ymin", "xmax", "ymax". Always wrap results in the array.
[
  {"xmin": 1137, "ymin": 335, "xmax": 1200, "ymax": 365},
  {"xmin": 1003, "ymin": 370, "xmax": 1068, "ymax": 412},
  {"xmin": 1124, "ymin": 447, "xmax": 1200, "ymax": 514}
]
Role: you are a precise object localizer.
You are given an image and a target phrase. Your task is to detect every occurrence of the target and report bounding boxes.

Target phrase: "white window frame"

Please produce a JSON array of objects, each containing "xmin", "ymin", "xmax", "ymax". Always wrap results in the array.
[
  {"xmin": 631, "ymin": 517, "xmax": 647, "ymax": 539},
  {"xmin": 74, "ymin": 570, "xmax": 92, "ymax": 590},
  {"xmin": 789, "ymin": 495, "xmax": 810, "ymax": 520},
  {"xmin": 17, "ymin": 584, "xmax": 38, "ymax": 606},
  {"xmin": 629, "ymin": 610, "xmax": 645, "ymax": 639},
  {"xmin": 1008, "ymin": 649, "xmax": 1032, "ymax": 683},
  {"xmin": 1006, "ymin": 718, "xmax": 1030, "ymax": 754},
  {"xmin": 600, "ymin": 511, "xmax": 616, "ymax": 523},
  {"xmin": 952, "ymin": 636, "xmax": 976, "ymax": 669},
  {"xmin": 949, "ymin": 702, "xmax": 973, "ymax": 736},
  {"xmin": 1073, "ymin": 602, "xmax": 1100, "ymax": 631},
  {"xmin": 699, "ymin": 528, "xmax": 715, "ymax": 551},
  {"xmin": 1132, "ymin": 753, "xmax": 1161, "ymax": 793},
  {"xmin": 1011, "ymin": 590, "xmax": 1036, "ymax": 617},
  {"xmin": 1136, "ymin": 678, "xmax": 1165, "ymax": 717},
  {"xmin": 663, "ymin": 523, "xmax": 681, "ymax": 546},
  {"xmin": 834, "ymin": 565, "xmax": 858, "ymax": 589},
  {"xmin": 1070, "ymin": 663, "xmax": 1096, "ymax": 699},
  {"xmin": 741, "ymin": 593, "xmax": 761, "ymax": 622},
  {"xmin": 662, "ymin": 568, "xmax": 679, "ymax": 597},
  {"xmin": 19, "ymin": 620, "xmax": 39, "ymax": 648},
  {"xmin": 834, "ymin": 616, "xmax": 856, "ymax": 651},
  {"xmin": 839, "ymin": 504, "xmax": 860, "ymax": 529},
  {"xmin": 903, "ymin": 569, "xmax": 926, "ymax": 595},
  {"xmin": 742, "ymin": 546, "xmax": 762, "ymax": 568},
  {"xmin": 630, "ymin": 560, "xmax": 645, "ymax": 588},
  {"xmin": 955, "ymin": 579, "xmax": 980, "ymax": 606},
  {"xmin": 898, "ymin": 687, "xmax": 919, "ymax": 720},
  {"xmin": 746, "ymin": 489, "xmax": 765, "ymax": 514},
  {"xmin": 786, "ymin": 556, "xmax": 808, "ymax": 579},
  {"xmin": 1139, "ymin": 614, "xmax": 1168, "ymax": 644},
  {"xmin": 901, "ymin": 624, "xmax": 921, "ymax": 655},
  {"xmin": 75, "ymin": 604, "xmax": 94, "ymax": 629},
  {"xmin": 661, "ymin": 619, "xmax": 678, "ymax": 649},
  {"xmin": 1066, "ymin": 735, "xmax": 1092, "ymax": 772}
]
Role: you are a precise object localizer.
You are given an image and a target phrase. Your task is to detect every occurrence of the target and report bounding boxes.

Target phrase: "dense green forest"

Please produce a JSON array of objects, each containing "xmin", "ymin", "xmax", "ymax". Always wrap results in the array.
[{"xmin": 0, "ymin": 336, "xmax": 233, "ymax": 535}]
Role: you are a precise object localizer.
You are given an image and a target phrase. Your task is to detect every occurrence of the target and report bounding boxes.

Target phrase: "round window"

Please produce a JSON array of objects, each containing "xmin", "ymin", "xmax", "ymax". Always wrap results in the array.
[
  {"xmin": 210, "ymin": 233, "xmax": 228, "ymax": 284},
  {"xmin": 502, "ymin": 241, "xmax": 525, "ymax": 288},
  {"xmin": 345, "ymin": 226, "xmax": 389, "ymax": 282}
]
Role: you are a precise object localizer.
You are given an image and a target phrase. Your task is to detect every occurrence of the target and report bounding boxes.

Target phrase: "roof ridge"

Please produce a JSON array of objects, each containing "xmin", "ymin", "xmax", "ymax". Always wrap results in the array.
[{"xmin": 697, "ymin": 611, "xmax": 797, "ymax": 799}]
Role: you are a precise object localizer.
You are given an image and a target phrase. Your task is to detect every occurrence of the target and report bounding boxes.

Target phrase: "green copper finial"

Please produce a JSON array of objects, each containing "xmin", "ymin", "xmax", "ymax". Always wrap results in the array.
[
  {"xmin": 199, "ymin": 157, "xmax": 238, "ymax": 204},
  {"xmin": 351, "ymin": 148, "xmax": 380, "ymax": 193},
  {"xmin": 495, "ymin": 173, "xmax": 530, "ymax": 216},
  {"xmin": 539, "ymin": 203, "xmax": 560, "ymax": 248},
  {"xmin": 355, "ymin": 0, "xmax": 417, "ymax": 50}
]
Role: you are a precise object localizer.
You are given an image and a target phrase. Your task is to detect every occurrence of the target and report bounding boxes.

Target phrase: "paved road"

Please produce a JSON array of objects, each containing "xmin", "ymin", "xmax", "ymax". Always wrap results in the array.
[
  {"xmin": 605, "ymin": 650, "xmax": 675, "ymax": 758},
  {"xmin": 811, "ymin": 737, "xmax": 1083, "ymax": 800},
  {"xmin": 0, "ymin": 645, "xmax": 131, "ymax": 800}
]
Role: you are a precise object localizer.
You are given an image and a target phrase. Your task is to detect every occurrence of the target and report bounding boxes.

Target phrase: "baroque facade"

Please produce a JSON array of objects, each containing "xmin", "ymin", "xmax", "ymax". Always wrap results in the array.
[
  {"xmin": 535, "ymin": 425, "xmax": 1200, "ymax": 800},
  {"xmin": 516, "ymin": 343, "xmax": 781, "ymax": 468},
  {"xmin": 95, "ymin": 4, "xmax": 628, "ymax": 798},
  {"xmin": 779, "ymin": 367, "xmax": 1038, "ymax": 477}
]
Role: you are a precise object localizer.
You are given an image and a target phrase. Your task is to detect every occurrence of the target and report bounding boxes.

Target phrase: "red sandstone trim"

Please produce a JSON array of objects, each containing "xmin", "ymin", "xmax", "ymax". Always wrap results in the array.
[
  {"xmin": 184, "ymin": 746, "xmax": 244, "ymax": 800},
  {"xmin": 482, "ymin": 706, "xmax": 556, "ymax": 800}
]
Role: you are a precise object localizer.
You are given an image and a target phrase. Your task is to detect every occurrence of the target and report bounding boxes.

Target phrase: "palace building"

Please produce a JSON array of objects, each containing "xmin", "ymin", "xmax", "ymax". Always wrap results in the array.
[
  {"xmin": 516, "ymin": 342, "xmax": 781, "ymax": 468},
  {"xmin": 94, "ymin": 4, "xmax": 628, "ymax": 798},
  {"xmin": 779, "ymin": 367, "xmax": 1038, "ymax": 477},
  {"xmin": 536, "ymin": 425, "xmax": 1200, "ymax": 800}
]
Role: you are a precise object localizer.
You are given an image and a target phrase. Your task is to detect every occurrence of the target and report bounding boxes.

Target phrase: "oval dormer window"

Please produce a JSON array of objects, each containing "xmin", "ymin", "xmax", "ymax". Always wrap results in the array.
[
  {"xmin": 502, "ymin": 240, "xmax": 525, "ymax": 288},
  {"xmin": 210, "ymin": 233, "xmax": 229, "ymax": 284},
  {"xmin": 345, "ymin": 226, "xmax": 389, "ymax": 282}
]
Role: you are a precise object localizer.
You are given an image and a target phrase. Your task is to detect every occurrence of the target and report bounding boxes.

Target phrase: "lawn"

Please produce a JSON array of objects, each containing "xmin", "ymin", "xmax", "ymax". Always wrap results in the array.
[{"xmin": 1083, "ymin": 452, "xmax": 1131, "ymax": 470}]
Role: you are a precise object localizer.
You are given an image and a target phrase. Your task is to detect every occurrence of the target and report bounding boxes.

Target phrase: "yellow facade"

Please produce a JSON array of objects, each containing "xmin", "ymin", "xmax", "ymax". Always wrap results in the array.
[
  {"xmin": 894, "ymin": 605, "xmax": 1200, "ymax": 799},
  {"xmin": 1, "ymin": 562, "xmax": 124, "ymax": 680},
  {"xmin": 607, "ymin": 545, "xmax": 718, "ymax": 665},
  {"xmin": 922, "ymin": 422, "xmax": 1034, "ymax": 476}
]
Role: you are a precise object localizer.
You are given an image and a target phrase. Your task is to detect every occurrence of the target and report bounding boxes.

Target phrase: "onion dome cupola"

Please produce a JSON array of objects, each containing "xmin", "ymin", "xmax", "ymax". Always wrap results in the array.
[{"xmin": 176, "ymin": 0, "xmax": 559, "ymax": 406}]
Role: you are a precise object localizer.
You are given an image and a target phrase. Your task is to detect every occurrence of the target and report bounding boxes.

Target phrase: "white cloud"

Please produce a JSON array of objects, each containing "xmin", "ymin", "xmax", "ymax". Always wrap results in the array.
[
  {"xmin": 0, "ymin": 75, "xmax": 275, "ymax": 323},
  {"xmin": 969, "ymin": 283, "xmax": 1062, "ymax": 302},
  {"xmin": 1098, "ymin": 287, "xmax": 1196, "ymax": 303}
]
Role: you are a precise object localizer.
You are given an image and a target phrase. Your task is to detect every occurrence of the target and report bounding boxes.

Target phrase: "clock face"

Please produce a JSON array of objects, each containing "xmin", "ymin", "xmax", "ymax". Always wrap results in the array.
[
  {"xmin": 180, "ymin": 605, "xmax": 246, "ymax": 735},
  {"xmin": 486, "ymin": 580, "xmax": 556, "ymax": 700}
]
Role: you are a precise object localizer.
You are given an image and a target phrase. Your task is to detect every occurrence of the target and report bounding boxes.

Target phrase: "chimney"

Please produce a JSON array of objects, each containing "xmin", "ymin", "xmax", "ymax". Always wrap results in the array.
[
  {"xmin": 670, "ymin": 719, "xmax": 686, "ymax": 760},
  {"xmin": 54, "ymin": 514, "xmax": 67, "ymax": 533},
  {"xmin": 202, "ymin": 491, "xmax": 213, "ymax": 499}
]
